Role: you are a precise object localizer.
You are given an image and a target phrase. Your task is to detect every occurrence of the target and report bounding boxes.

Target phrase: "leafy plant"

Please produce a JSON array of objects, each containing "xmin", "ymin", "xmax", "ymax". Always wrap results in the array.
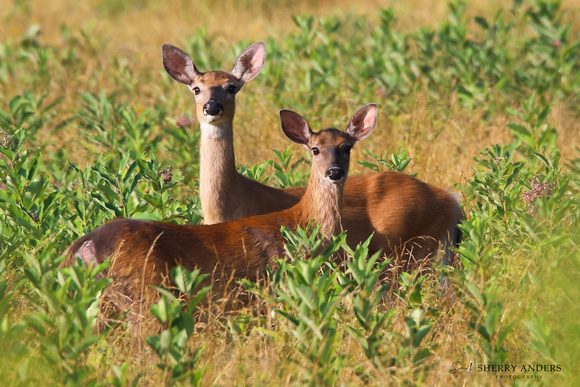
[
  {"xmin": 21, "ymin": 252, "xmax": 111, "ymax": 385},
  {"xmin": 146, "ymin": 267, "xmax": 212, "ymax": 386},
  {"xmin": 268, "ymin": 228, "xmax": 347, "ymax": 385},
  {"xmin": 1, "ymin": 0, "xmax": 579, "ymax": 384},
  {"xmin": 358, "ymin": 148, "xmax": 415, "ymax": 175}
]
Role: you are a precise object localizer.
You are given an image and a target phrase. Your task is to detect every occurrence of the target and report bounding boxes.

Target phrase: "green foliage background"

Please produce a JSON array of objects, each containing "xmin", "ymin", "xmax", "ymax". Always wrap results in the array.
[{"xmin": 1, "ymin": 0, "xmax": 579, "ymax": 385}]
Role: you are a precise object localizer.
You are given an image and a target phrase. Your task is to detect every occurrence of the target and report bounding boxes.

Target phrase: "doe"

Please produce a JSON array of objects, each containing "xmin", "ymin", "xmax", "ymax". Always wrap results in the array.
[
  {"xmin": 62, "ymin": 104, "xmax": 378, "ymax": 321},
  {"xmin": 162, "ymin": 42, "xmax": 463, "ymax": 274}
]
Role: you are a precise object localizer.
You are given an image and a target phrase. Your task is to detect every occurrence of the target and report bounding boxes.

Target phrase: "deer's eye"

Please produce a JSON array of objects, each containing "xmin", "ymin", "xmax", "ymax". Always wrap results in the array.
[
  {"xmin": 192, "ymin": 87, "xmax": 201, "ymax": 95},
  {"xmin": 344, "ymin": 146, "xmax": 352, "ymax": 155},
  {"xmin": 311, "ymin": 147, "xmax": 320, "ymax": 156},
  {"xmin": 227, "ymin": 85, "xmax": 237, "ymax": 94}
]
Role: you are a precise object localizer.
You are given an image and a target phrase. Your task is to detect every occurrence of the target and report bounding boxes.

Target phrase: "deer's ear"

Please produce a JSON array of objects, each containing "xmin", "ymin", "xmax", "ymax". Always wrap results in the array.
[
  {"xmin": 162, "ymin": 44, "xmax": 200, "ymax": 86},
  {"xmin": 345, "ymin": 103, "xmax": 378, "ymax": 141},
  {"xmin": 280, "ymin": 109, "xmax": 312, "ymax": 147},
  {"xmin": 231, "ymin": 42, "xmax": 266, "ymax": 83}
]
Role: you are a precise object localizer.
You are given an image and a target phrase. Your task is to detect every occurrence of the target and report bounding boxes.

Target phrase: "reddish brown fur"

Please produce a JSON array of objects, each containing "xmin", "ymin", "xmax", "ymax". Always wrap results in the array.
[
  {"xmin": 162, "ymin": 42, "xmax": 463, "ymax": 271},
  {"xmin": 64, "ymin": 211, "xmax": 292, "ymax": 298},
  {"xmin": 63, "ymin": 111, "xmax": 375, "ymax": 313},
  {"xmin": 286, "ymin": 172, "xmax": 461, "ymax": 270}
]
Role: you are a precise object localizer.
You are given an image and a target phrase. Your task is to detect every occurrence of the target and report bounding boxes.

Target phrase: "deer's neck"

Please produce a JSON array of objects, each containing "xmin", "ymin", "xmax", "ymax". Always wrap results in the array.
[
  {"xmin": 297, "ymin": 173, "xmax": 345, "ymax": 239},
  {"xmin": 199, "ymin": 121, "xmax": 239, "ymax": 222}
]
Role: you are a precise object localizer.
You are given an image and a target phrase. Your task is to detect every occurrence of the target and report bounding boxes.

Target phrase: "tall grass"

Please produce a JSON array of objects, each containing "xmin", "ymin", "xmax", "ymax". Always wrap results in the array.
[{"xmin": 1, "ymin": 0, "xmax": 579, "ymax": 385}]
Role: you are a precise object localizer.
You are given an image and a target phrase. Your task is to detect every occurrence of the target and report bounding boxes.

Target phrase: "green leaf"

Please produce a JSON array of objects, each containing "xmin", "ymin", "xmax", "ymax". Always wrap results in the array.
[
  {"xmin": 465, "ymin": 282, "xmax": 484, "ymax": 305},
  {"xmin": 507, "ymin": 123, "xmax": 531, "ymax": 137},
  {"xmin": 413, "ymin": 325, "xmax": 432, "ymax": 348},
  {"xmin": 474, "ymin": 16, "xmax": 489, "ymax": 29},
  {"xmin": 485, "ymin": 305, "xmax": 499, "ymax": 336}
]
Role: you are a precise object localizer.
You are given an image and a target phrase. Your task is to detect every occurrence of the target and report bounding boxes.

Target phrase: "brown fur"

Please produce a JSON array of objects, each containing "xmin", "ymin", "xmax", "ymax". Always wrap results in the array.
[
  {"xmin": 162, "ymin": 42, "xmax": 463, "ymax": 270},
  {"xmin": 62, "ymin": 114, "xmax": 374, "ymax": 323}
]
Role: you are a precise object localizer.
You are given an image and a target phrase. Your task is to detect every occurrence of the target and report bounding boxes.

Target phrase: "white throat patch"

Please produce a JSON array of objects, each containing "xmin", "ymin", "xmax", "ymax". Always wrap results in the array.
[{"xmin": 200, "ymin": 121, "xmax": 229, "ymax": 139}]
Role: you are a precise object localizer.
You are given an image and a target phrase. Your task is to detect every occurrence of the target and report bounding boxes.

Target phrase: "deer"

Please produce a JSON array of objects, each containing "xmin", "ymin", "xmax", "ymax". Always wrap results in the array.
[
  {"xmin": 62, "ymin": 104, "xmax": 378, "ymax": 328},
  {"xmin": 162, "ymin": 42, "xmax": 463, "ymax": 276}
]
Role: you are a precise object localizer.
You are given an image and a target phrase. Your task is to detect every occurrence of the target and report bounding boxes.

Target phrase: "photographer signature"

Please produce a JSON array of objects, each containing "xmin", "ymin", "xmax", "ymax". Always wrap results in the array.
[{"xmin": 449, "ymin": 362, "xmax": 473, "ymax": 375}]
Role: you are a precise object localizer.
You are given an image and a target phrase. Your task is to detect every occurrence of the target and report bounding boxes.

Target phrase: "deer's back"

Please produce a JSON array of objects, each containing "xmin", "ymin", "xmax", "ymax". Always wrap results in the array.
[{"xmin": 64, "ymin": 212, "xmax": 298, "ymax": 292}]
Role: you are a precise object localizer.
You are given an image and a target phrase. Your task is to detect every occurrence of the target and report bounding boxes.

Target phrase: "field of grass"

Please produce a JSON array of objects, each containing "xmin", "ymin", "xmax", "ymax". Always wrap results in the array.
[{"xmin": 1, "ymin": 0, "xmax": 580, "ymax": 385}]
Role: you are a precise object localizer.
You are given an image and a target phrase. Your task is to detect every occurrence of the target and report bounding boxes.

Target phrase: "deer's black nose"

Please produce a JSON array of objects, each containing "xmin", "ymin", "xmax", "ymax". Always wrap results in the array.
[
  {"xmin": 326, "ymin": 167, "xmax": 345, "ymax": 181},
  {"xmin": 203, "ymin": 99, "xmax": 223, "ymax": 116}
]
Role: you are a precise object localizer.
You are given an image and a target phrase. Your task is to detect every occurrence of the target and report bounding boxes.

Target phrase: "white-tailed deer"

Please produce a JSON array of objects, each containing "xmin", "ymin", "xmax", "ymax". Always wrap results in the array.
[
  {"xmin": 162, "ymin": 43, "xmax": 462, "ymax": 273},
  {"xmin": 62, "ymin": 104, "xmax": 377, "ymax": 317}
]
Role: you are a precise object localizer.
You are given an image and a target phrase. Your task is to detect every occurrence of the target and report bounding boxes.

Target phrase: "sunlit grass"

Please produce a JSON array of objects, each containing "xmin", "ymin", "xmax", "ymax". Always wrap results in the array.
[{"xmin": 1, "ymin": 0, "xmax": 579, "ymax": 385}]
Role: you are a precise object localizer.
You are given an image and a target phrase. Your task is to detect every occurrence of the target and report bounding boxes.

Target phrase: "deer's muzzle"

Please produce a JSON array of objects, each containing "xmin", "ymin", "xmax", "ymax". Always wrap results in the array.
[
  {"xmin": 326, "ymin": 167, "xmax": 345, "ymax": 182},
  {"xmin": 203, "ymin": 99, "xmax": 224, "ymax": 117}
]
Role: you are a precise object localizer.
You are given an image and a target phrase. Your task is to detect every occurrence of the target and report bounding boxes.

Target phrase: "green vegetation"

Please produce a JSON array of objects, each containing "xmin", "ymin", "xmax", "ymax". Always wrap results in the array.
[{"xmin": 1, "ymin": 0, "xmax": 579, "ymax": 385}]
